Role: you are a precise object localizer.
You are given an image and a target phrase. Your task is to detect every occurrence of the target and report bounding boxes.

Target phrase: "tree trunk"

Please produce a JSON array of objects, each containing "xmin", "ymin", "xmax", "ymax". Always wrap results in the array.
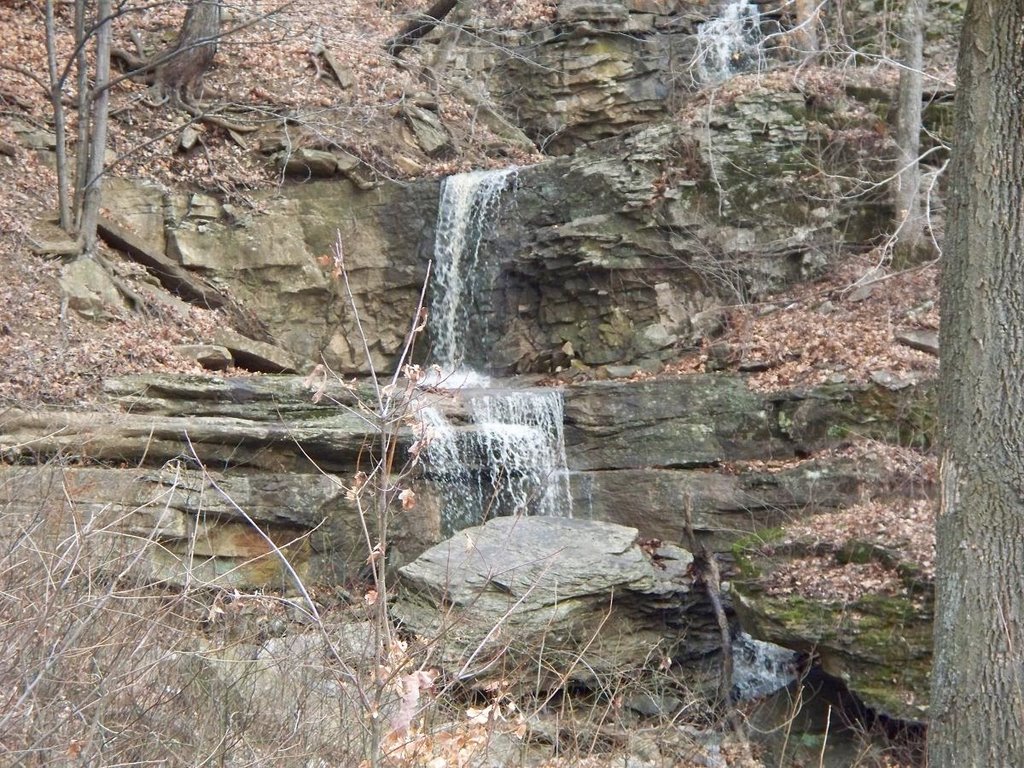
[
  {"xmin": 893, "ymin": 0, "xmax": 928, "ymax": 265},
  {"xmin": 44, "ymin": 0, "xmax": 71, "ymax": 231},
  {"xmin": 157, "ymin": 0, "xmax": 221, "ymax": 101},
  {"xmin": 73, "ymin": 0, "xmax": 91, "ymax": 230},
  {"xmin": 931, "ymin": 1, "xmax": 1024, "ymax": 766},
  {"xmin": 79, "ymin": 0, "xmax": 112, "ymax": 256}
]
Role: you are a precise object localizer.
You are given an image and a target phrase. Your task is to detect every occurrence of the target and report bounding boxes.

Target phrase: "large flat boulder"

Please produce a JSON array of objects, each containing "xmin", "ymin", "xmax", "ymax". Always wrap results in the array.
[{"xmin": 392, "ymin": 516, "xmax": 724, "ymax": 692}]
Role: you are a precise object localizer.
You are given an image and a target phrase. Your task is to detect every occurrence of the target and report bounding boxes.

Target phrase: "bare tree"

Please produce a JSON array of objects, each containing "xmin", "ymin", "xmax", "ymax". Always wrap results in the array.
[
  {"xmin": 44, "ymin": 0, "xmax": 72, "ymax": 231},
  {"xmin": 43, "ymin": 0, "xmax": 228, "ymax": 256},
  {"xmin": 155, "ymin": 0, "xmax": 222, "ymax": 102},
  {"xmin": 43, "ymin": 0, "xmax": 114, "ymax": 255},
  {"xmin": 931, "ymin": 1, "xmax": 1024, "ymax": 765},
  {"xmin": 892, "ymin": 0, "xmax": 929, "ymax": 264},
  {"xmin": 79, "ymin": 0, "xmax": 112, "ymax": 256}
]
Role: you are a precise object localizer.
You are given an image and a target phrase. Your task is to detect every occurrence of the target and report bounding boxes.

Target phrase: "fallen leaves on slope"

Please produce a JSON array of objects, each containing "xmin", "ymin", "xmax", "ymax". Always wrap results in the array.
[
  {"xmin": 668, "ymin": 253, "xmax": 939, "ymax": 391},
  {"xmin": 732, "ymin": 439, "xmax": 936, "ymax": 604},
  {"xmin": 762, "ymin": 556, "xmax": 903, "ymax": 603},
  {"xmin": 0, "ymin": 0, "xmax": 554, "ymax": 405}
]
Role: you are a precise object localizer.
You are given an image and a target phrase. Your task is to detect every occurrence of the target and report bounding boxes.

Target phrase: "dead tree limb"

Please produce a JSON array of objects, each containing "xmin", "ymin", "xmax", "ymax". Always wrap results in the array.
[
  {"xmin": 97, "ymin": 216, "xmax": 228, "ymax": 308},
  {"xmin": 385, "ymin": 0, "xmax": 459, "ymax": 57},
  {"xmin": 680, "ymin": 499, "xmax": 756, "ymax": 761}
]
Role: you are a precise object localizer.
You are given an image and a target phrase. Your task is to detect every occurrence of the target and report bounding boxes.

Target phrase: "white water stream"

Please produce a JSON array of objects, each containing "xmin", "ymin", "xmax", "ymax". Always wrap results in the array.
[
  {"xmin": 421, "ymin": 389, "xmax": 572, "ymax": 533},
  {"xmin": 430, "ymin": 167, "xmax": 518, "ymax": 375},
  {"xmin": 420, "ymin": 168, "xmax": 572, "ymax": 534},
  {"xmin": 731, "ymin": 632, "xmax": 800, "ymax": 701},
  {"xmin": 694, "ymin": 0, "xmax": 764, "ymax": 83}
]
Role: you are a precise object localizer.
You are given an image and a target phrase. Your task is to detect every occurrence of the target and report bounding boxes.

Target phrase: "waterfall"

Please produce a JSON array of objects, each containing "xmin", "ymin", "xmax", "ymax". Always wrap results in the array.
[
  {"xmin": 422, "ymin": 390, "xmax": 572, "ymax": 535},
  {"xmin": 731, "ymin": 632, "xmax": 800, "ymax": 701},
  {"xmin": 420, "ymin": 166, "xmax": 571, "ymax": 535},
  {"xmin": 694, "ymin": 0, "xmax": 764, "ymax": 83},
  {"xmin": 472, "ymin": 390, "xmax": 571, "ymax": 520},
  {"xmin": 430, "ymin": 167, "xmax": 518, "ymax": 376}
]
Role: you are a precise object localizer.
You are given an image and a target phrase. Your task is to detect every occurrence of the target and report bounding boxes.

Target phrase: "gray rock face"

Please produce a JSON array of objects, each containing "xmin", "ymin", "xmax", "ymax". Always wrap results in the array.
[
  {"xmin": 563, "ymin": 376, "xmax": 777, "ymax": 470},
  {"xmin": 562, "ymin": 375, "xmax": 935, "ymax": 471},
  {"xmin": 101, "ymin": 178, "xmax": 438, "ymax": 376},
  {"xmin": 0, "ymin": 371, "xmax": 933, "ymax": 592},
  {"xmin": 99, "ymin": 80, "xmax": 895, "ymax": 377},
  {"xmin": 446, "ymin": 0, "xmax": 964, "ymax": 156},
  {"xmin": 451, "ymin": 0, "xmax": 712, "ymax": 156},
  {"xmin": 2, "ymin": 370, "xmax": 936, "ymax": 719},
  {"xmin": 0, "ymin": 464, "xmax": 353, "ymax": 589},
  {"xmin": 0, "ymin": 374, "xmax": 443, "ymax": 589},
  {"xmin": 734, "ymin": 545, "xmax": 934, "ymax": 722},
  {"xmin": 572, "ymin": 460, "xmax": 869, "ymax": 550},
  {"xmin": 440, "ymin": 105, "xmax": 892, "ymax": 373},
  {"xmin": 393, "ymin": 516, "xmax": 723, "ymax": 691}
]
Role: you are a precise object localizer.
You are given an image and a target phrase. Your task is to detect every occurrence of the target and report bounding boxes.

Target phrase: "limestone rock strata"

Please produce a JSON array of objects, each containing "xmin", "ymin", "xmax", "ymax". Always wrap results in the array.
[
  {"xmin": 0, "ymin": 374, "xmax": 442, "ymax": 589},
  {"xmin": 0, "ymin": 373, "xmax": 933, "ymax": 601},
  {"xmin": 0, "ymin": 464, "xmax": 352, "ymax": 589},
  {"xmin": 447, "ymin": 0, "xmax": 964, "ymax": 155},
  {"xmin": 573, "ymin": 461, "xmax": 868, "ymax": 550},
  {"xmin": 562, "ymin": 376, "xmax": 935, "ymax": 471},
  {"xmin": 99, "ymin": 82, "xmax": 896, "ymax": 376}
]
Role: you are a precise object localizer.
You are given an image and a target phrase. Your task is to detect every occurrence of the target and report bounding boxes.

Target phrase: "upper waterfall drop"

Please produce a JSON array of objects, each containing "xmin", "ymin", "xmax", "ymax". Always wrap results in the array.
[{"xmin": 430, "ymin": 167, "xmax": 518, "ymax": 378}]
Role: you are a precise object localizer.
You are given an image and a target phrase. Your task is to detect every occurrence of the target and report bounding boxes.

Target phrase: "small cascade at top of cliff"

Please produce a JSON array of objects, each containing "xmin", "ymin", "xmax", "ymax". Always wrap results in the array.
[
  {"xmin": 421, "ymin": 166, "xmax": 571, "ymax": 535},
  {"xmin": 694, "ymin": 0, "xmax": 764, "ymax": 83}
]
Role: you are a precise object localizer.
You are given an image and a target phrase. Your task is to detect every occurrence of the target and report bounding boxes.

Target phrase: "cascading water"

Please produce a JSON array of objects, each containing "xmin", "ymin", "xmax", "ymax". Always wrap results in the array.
[
  {"xmin": 694, "ymin": 0, "xmax": 764, "ymax": 83},
  {"xmin": 731, "ymin": 632, "xmax": 800, "ymax": 701},
  {"xmin": 430, "ymin": 168, "xmax": 518, "ymax": 377},
  {"xmin": 422, "ymin": 390, "xmax": 572, "ymax": 534},
  {"xmin": 420, "ymin": 167, "xmax": 572, "ymax": 535},
  {"xmin": 417, "ymin": 168, "xmax": 800, "ymax": 710}
]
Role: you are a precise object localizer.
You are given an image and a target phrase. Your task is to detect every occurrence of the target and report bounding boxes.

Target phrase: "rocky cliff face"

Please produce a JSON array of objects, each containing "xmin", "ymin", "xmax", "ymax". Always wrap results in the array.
[
  {"xmin": 17, "ymin": 0, "xmax": 951, "ymax": 729},
  {"xmin": 0, "ymin": 372, "xmax": 930, "ymax": 565},
  {"xmin": 469, "ymin": 0, "xmax": 710, "ymax": 156},
  {"xmin": 1, "ymin": 368, "xmax": 936, "ymax": 721},
  {"xmin": 441, "ymin": 0, "xmax": 963, "ymax": 156},
  {"xmin": 102, "ymin": 79, "xmax": 898, "ymax": 376}
]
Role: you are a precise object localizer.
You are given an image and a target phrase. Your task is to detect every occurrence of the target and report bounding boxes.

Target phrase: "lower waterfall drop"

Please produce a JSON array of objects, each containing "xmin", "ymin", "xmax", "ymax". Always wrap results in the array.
[
  {"xmin": 420, "ymin": 167, "xmax": 572, "ymax": 534},
  {"xmin": 421, "ymin": 389, "xmax": 572, "ymax": 535},
  {"xmin": 472, "ymin": 390, "xmax": 571, "ymax": 520}
]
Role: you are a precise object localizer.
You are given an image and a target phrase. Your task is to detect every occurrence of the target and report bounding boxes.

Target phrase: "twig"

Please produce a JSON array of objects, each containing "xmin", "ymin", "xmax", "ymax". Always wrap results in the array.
[{"xmin": 681, "ymin": 496, "xmax": 750, "ymax": 762}]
